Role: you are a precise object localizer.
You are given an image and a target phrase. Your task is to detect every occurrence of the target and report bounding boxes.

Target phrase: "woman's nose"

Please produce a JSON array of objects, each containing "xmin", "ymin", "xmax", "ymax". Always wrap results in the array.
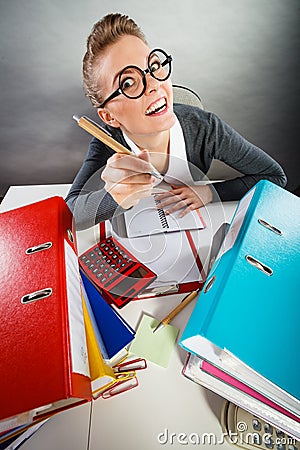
[{"xmin": 144, "ymin": 73, "xmax": 160, "ymax": 95}]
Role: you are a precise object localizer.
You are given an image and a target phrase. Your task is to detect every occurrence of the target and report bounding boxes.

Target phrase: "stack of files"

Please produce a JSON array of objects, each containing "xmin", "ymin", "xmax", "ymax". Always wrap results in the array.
[
  {"xmin": 80, "ymin": 270, "xmax": 136, "ymax": 397},
  {"xmin": 81, "ymin": 290, "xmax": 118, "ymax": 397},
  {"xmin": 180, "ymin": 180, "xmax": 300, "ymax": 439},
  {"xmin": 0, "ymin": 197, "xmax": 92, "ymax": 433},
  {"xmin": 0, "ymin": 418, "xmax": 49, "ymax": 450},
  {"xmin": 183, "ymin": 354, "xmax": 300, "ymax": 441}
]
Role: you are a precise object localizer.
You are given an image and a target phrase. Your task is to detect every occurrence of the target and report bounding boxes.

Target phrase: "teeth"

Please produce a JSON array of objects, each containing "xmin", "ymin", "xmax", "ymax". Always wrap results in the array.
[{"xmin": 145, "ymin": 98, "xmax": 167, "ymax": 115}]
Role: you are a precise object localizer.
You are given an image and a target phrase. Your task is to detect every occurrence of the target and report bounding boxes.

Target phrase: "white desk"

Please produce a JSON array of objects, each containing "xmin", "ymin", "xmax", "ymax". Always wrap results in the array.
[{"xmin": 1, "ymin": 185, "xmax": 237, "ymax": 450}]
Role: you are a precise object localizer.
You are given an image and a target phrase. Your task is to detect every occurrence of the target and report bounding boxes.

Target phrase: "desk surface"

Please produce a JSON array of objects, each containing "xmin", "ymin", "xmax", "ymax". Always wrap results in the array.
[{"xmin": 1, "ymin": 185, "xmax": 237, "ymax": 450}]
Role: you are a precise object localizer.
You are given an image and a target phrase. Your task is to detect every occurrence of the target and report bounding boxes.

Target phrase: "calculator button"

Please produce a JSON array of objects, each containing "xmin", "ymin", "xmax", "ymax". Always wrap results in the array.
[
  {"xmin": 88, "ymin": 252, "xmax": 96, "ymax": 259},
  {"xmin": 104, "ymin": 273, "xmax": 121, "ymax": 288},
  {"xmin": 123, "ymin": 262, "xmax": 136, "ymax": 272},
  {"xmin": 92, "ymin": 268, "xmax": 99, "ymax": 274}
]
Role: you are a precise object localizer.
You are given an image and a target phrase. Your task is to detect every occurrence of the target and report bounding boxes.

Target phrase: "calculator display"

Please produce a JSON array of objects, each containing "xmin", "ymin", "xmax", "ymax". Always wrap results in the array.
[
  {"xmin": 108, "ymin": 267, "xmax": 149, "ymax": 297},
  {"xmin": 79, "ymin": 237, "xmax": 157, "ymax": 308},
  {"xmin": 129, "ymin": 267, "xmax": 148, "ymax": 279}
]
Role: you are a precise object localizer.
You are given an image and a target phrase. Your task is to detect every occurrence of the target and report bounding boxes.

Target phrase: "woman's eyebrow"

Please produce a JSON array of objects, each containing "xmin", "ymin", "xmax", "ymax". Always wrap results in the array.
[
  {"xmin": 110, "ymin": 51, "xmax": 151, "ymax": 88},
  {"xmin": 112, "ymin": 69, "xmax": 122, "ymax": 87},
  {"xmin": 111, "ymin": 66, "xmax": 134, "ymax": 86}
]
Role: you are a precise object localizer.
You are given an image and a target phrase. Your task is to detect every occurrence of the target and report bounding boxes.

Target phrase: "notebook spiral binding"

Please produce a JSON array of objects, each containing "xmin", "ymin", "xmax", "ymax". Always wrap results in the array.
[{"xmin": 154, "ymin": 194, "xmax": 169, "ymax": 229}]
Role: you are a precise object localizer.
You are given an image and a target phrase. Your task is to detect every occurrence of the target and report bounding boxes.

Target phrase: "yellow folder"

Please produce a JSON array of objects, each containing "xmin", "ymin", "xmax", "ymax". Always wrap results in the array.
[{"xmin": 82, "ymin": 294, "xmax": 117, "ymax": 396}]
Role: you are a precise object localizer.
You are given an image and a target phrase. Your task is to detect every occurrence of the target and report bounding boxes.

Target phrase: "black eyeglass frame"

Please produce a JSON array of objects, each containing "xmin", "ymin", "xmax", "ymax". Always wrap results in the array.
[{"xmin": 99, "ymin": 48, "xmax": 173, "ymax": 108}]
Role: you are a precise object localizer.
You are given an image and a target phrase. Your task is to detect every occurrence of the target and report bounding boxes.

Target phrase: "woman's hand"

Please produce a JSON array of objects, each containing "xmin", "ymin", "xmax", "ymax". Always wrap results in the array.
[
  {"xmin": 101, "ymin": 150, "xmax": 156, "ymax": 209},
  {"xmin": 155, "ymin": 184, "xmax": 213, "ymax": 217}
]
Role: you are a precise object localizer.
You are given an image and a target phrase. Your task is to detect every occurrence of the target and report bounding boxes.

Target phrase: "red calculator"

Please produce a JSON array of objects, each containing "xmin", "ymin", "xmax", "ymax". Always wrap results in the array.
[{"xmin": 79, "ymin": 237, "xmax": 157, "ymax": 308}]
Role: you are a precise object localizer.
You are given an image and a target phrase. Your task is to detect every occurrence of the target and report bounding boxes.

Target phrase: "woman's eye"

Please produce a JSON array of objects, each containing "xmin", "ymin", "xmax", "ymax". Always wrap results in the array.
[
  {"xmin": 150, "ymin": 61, "xmax": 161, "ymax": 72},
  {"xmin": 121, "ymin": 77, "xmax": 135, "ymax": 91}
]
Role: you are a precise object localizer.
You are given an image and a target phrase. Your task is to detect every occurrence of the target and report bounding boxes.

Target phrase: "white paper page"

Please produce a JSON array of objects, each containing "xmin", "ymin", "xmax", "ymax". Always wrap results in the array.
[
  {"xmin": 64, "ymin": 241, "xmax": 89, "ymax": 377},
  {"xmin": 124, "ymin": 194, "xmax": 205, "ymax": 238},
  {"xmin": 111, "ymin": 229, "xmax": 204, "ymax": 287},
  {"xmin": 216, "ymin": 187, "xmax": 255, "ymax": 261}
]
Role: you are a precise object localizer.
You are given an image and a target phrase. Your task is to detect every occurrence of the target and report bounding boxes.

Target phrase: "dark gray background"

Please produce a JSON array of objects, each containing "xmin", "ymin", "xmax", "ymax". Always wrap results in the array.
[{"xmin": 0, "ymin": 0, "xmax": 299, "ymax": 199}]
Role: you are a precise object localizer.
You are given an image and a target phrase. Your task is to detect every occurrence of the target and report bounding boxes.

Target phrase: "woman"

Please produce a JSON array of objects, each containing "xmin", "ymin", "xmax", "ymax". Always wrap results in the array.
[{"xmin": 66, "ymin": 13, "xmax": 286, "ymax": 230}]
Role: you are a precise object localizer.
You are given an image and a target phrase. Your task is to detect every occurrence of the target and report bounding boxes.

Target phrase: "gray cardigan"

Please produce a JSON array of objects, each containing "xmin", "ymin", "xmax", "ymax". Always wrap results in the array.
[{"xmin": 66, "ymin": 104, "xmax": 287, "ymax": 230}]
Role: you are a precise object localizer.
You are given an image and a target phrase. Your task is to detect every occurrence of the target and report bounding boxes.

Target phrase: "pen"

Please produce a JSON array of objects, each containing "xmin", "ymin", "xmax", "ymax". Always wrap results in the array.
[
  {"xmin": 153, "ymin": 289, "xmax": 200, "ymax": 333},
  {"xmin": 73, "ymin": 115, "xmax": 163, "ymax": 180}
]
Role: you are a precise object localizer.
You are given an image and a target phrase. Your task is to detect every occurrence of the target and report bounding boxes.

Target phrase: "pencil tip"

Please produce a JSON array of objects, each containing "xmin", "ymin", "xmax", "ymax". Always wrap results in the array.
[
  {"xmin": 72, "ymin": 115, "xmax": 79, "ymax": 122},
  {"xmin": 153, "ymin": 322, "xmax": 164, "ymax": 333}
]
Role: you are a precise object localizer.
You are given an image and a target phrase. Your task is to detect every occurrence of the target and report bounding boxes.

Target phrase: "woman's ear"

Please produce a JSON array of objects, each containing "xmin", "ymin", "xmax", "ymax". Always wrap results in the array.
[{"xmin": 97, "ymin": 109, "xmax": 120, "ymax": 128}]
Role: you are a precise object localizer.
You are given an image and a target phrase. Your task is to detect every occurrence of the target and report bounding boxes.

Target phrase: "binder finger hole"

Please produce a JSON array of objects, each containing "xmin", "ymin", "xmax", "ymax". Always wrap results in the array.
[
  {"xmin": 25, "ymin": 242, "xmax": 52, "ymax": 254},
  {"xmin": 245, "ymin": 255, "xmax": 273, "ymax": 276},
  {"xmin": 21, "ymin": 288, "xmax": 53, "ymax": 304},
  {"xmin": 258, "ymin": 218, "xmax": 282, "ymax": 236},
  {"xmin": 67, "ymin": 228, "xmax": 74, "ymax": 243}
]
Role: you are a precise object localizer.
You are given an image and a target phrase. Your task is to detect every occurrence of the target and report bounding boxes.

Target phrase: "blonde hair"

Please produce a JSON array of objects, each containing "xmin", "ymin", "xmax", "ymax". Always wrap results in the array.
[{"xmin": 83, "ymin": 13, "xmax": 147, "ymax": 108}]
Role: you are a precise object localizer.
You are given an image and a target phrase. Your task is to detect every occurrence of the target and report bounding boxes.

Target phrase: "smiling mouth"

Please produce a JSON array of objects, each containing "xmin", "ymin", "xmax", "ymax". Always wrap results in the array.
[{"xmin": 145, "ymin": 97, "xmax": 167, "ymax": 116}]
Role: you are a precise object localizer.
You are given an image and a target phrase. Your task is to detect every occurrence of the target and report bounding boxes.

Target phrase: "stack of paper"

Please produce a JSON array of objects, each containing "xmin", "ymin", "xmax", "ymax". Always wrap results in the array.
[{"xmin": 179, "ymin": 181, "xmax": 300, "ymax": 440}]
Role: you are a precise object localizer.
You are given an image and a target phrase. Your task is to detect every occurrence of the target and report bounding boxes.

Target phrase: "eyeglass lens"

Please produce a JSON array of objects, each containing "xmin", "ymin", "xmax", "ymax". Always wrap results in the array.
[{"xmin": 119, "ymin": 49, "xmax": 171, "ymax": 99}]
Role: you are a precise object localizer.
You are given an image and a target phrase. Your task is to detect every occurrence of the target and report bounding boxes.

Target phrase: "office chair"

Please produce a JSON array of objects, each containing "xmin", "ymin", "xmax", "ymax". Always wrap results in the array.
[
  {"xmin": 172, "ymin": 84, "xmax": 204, "ymax": 109},
  {"xmin": 172, "ymin": 84, "xmax": 241, "ymax": 180}
]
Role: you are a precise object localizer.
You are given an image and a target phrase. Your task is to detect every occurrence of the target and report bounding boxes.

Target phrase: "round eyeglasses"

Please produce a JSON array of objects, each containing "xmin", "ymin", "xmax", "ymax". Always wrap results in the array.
[{"xmin": 99, "ymin": 48, "xmax": 173, "ymax": 108}]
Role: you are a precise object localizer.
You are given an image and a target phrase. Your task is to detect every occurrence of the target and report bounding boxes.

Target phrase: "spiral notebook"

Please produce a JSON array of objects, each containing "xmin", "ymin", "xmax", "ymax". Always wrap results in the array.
[{"xmin": 124, "ymin": 194, "xmax": 205, "ymax": 238}]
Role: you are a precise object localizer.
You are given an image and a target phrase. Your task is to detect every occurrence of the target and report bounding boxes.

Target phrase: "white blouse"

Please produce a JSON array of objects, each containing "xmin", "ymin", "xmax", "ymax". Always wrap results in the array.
[{"xmin": 123, "ymin": 117, "xmax": 195, "ymax": 186}]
